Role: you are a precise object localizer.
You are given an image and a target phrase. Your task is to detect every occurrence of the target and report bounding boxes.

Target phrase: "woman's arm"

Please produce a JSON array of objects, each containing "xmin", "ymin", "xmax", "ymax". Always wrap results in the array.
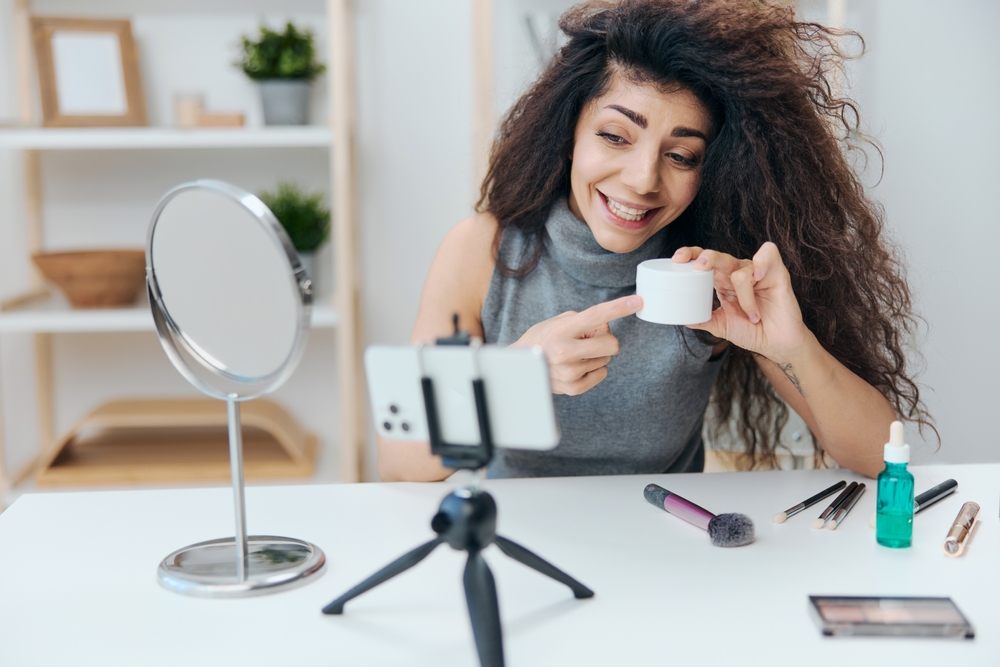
[
  {"xmin": 378, "ymin": 214, "xmax": 641, "ymax": 481},
  {"xmin": 674, "ymin": 243, "xmax": 895, "ymax": 478},
  {"xmin": 376, "ymin": 215, "xmax": 497, "ymax": 482},
  {"xmin": 753, "ymin": 334, "xmax": 894, "ymax": 477}
]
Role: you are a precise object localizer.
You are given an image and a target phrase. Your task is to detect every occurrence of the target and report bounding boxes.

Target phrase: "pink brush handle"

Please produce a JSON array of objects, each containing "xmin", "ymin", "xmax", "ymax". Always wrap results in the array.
[{"xmin": 662, "ymin": 493, "xmax": 715, "ymax": 531}]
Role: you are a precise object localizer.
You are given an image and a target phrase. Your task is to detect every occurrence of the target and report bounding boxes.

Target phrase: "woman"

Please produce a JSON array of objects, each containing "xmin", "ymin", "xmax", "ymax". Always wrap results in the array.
[{"xmin": 379, "ymin": 0, "xmax": 933, "ymax": 482}]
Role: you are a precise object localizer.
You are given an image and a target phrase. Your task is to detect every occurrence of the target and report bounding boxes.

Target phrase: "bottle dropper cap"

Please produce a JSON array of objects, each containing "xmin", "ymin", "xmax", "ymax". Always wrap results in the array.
[{"xmin": 883, "ymin": 421, "xmax": 910, "ymax": 464}]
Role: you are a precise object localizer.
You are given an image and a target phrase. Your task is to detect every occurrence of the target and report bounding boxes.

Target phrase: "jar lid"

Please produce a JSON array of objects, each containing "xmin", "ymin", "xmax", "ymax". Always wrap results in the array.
[{"xmin": 636, "ymin": 259, "xmax": 714, "ymax": 290}]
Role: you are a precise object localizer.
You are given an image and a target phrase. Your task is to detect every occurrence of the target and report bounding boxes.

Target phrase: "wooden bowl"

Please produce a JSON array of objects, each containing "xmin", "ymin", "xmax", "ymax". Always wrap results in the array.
[{"xmin": 32, "ymin": 249, "xmax": 147, "ymax": 309}]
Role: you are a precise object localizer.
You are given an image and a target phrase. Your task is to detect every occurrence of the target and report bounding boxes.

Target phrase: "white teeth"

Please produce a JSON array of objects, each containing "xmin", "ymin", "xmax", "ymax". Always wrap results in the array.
[{"xmin": 604, "ymin": 195, "xmax": 647, "ymax": 221}]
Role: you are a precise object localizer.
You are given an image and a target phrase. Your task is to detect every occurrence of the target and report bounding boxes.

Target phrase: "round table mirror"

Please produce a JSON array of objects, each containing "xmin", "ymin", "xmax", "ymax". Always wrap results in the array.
[{"xmin": 147, "ymin": 179, "xmax": 325, "ymax": 597}]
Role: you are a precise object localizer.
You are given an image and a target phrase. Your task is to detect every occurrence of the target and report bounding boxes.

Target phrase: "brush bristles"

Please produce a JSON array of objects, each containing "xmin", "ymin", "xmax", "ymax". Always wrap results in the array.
[
  {"xmin": 772, "ymin": 512, "xmax": 787, "ymax": 524},
  {"xmin": 811, "ymin": 518, "xmax": 826, "ymax": 529},
  {"xmin": 707, "ymin": 513, "xmax": 755, "ymax": 547},
  {"xmin": 826, "ymin": 519, "xmax": 839, "ymax": 531}
]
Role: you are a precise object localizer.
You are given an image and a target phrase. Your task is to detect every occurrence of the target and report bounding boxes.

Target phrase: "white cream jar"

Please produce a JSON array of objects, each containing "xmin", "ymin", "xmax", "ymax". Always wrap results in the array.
[{"xmin": 636, "ymin": 259, "xmax": 714, "ymax": 325}]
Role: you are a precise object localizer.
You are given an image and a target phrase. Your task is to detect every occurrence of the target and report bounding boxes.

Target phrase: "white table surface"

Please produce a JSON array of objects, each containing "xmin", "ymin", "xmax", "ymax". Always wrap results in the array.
[{"xmin": 0, "ymin": 464, "xmax": 996, "ymax": 666}]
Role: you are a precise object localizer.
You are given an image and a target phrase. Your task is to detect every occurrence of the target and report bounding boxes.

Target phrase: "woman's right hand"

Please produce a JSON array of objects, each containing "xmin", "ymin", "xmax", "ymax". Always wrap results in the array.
[{"xmin": 510, "ymin": 295, "xmax": 642, "ymax": 395}]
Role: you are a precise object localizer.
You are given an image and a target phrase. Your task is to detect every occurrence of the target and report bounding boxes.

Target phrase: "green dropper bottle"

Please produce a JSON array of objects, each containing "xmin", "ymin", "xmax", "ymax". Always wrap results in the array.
[{"xmin": 876, "ymin": 421, "xmax": 914, "ymax": 548}]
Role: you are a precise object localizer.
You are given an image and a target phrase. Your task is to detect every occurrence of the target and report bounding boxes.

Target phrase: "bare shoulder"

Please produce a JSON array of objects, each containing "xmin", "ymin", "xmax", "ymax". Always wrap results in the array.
[
  {"xmin": 411, "ymin": 213, "xmax": 499, "ymax": 343},
  {"xmin": 434, "ymin": 212, "xmax": 498, "ymax": 292},
  {"xmin": 440, "ymin": 212, "xmax": 498, "ymax": 262}
]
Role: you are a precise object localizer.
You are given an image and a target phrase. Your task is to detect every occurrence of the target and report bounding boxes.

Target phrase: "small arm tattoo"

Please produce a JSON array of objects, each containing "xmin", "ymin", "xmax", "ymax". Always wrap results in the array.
[{"xmin": 777, "ymin": 362, "xmax": 803, "ymax": 396}]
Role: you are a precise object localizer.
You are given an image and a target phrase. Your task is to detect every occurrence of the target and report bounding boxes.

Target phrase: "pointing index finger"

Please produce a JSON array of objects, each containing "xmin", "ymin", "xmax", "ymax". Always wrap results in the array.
[{"xmin": 571, "ymin": 295, "xmax": 642, "ymax": 335}]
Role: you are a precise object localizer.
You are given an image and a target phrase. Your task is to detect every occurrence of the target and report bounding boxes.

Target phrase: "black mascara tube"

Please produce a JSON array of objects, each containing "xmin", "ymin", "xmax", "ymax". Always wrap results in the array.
[{"xmin": 914, "ymin": 479, "xmax": 958, "ymax": 513}]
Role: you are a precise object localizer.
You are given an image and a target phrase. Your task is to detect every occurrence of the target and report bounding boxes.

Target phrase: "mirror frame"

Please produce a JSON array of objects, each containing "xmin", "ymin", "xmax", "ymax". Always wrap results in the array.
[{"xmin": 145, "ymin": 179, "xmax": 313, "ymax": 401}]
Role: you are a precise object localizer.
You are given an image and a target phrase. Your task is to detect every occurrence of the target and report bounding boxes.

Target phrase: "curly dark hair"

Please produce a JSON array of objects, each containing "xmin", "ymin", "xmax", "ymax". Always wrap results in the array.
[{"xmin": 476, "ymin": 0, "xmax": 936, "ymax": 469}]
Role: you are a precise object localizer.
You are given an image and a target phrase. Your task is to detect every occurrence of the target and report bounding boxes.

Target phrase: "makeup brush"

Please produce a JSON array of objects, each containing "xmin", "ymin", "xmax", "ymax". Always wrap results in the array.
[
  {"xmin": 826, "ymin": 483, "xmax": 865, "ymax": 530},
  {"xmin": 643, "ymin": 484, "xmax": 755, "ymax": 547},
  {"xmin": 811, "ymin": 481, "xmax": 858, "ymax": 529},
  {"xmin": 772, "ymin": 480, "xmax": 847, "ymax": 523}
]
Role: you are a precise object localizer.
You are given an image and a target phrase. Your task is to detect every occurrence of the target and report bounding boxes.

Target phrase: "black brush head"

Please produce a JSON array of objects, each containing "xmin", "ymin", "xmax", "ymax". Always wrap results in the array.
[{"xmin": 707, "ymin": 513, "xmax": 755, "ymax": 547}]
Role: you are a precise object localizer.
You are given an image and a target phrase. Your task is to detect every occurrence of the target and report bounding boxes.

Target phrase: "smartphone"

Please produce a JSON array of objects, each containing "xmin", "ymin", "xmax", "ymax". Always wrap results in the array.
[
  {"xmin": 364, "ymin": 344, "xmax": 560, "ymax": 451},
  {"xmin": 808, "ymin": 596, "xmax": 974, "ymax": 639}
]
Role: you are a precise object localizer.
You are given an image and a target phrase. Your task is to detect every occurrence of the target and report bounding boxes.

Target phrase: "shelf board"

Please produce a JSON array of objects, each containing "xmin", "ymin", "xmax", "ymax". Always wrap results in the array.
[
  {"xmin": 36, "ymin": 398, "xmax": 318, "ymax": 486},
  {"xmin": 0, "ymin": 126, "xmax": 331, "ymax": 150},
  {"xmin": 0, "ymin": 298, "xmax": 338, "ymax": 334}
]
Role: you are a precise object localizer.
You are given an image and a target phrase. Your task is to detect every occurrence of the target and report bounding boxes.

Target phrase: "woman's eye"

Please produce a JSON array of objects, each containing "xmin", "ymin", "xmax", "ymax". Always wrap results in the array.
[
  {"xmin": 597, "ymin": 132, "xmax": 626, "ymax": 145},
  {"xmin": 667, "ymin": 152, "xmax": 699, "ymax": 168}
]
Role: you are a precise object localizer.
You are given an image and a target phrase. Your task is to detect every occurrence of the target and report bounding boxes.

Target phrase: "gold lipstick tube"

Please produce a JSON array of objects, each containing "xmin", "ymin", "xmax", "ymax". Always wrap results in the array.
[{"xmin": 942, "ymin": 502, "xmax": 980, "ymax": 557}]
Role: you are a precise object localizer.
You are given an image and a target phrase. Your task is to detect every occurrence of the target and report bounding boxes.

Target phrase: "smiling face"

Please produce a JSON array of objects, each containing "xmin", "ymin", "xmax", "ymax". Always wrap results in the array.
[{"xmin": 567, "ymin": 75, "xmax": 712, "ymax": 253}]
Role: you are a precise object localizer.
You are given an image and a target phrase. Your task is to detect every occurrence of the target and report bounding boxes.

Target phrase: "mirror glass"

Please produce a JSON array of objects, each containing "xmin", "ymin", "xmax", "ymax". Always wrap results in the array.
[{"xmin": 149, "ymin": 185, "xmax": 303, "ymax": 383}]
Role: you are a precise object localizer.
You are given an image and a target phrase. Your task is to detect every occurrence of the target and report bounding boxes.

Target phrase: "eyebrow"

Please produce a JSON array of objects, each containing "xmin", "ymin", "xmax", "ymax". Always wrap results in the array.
[
  {"xmin": 606, "ymin": 104, "xmax": 708, "ymax": 142},
  {"xmin": 672, "ymin": 127, "xmax": 708, "ymax": 142},
  {"xmin": 607, "ymin": 104, "xmax": 647, "ymax": 129}
]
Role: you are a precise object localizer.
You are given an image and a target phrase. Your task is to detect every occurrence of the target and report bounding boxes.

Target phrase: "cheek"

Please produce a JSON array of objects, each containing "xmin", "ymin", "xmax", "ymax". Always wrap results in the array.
[
  {"xmin": 570, "ymin": 143, "xmax": 613, "ymax": 193},
  {"xmin": 673, "ymin": 172, "xmax": 702, "ymax": 208}
]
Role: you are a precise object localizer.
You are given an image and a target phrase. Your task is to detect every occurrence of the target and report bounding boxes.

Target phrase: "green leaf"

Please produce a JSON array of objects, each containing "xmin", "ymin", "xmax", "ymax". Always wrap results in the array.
[
  {"xmin": 236, "ymin": 22, "xmax": 326, "ymax": 81},
  {"xmin": 258, "ymin": 182, "xmax": 331, "ymax": 253}
]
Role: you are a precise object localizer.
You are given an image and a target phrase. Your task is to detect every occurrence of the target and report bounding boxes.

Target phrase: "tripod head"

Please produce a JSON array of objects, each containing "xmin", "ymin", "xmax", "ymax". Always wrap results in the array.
[{"xmin": 424, "ymin": 314, "xmax": 493, "ymax": 471}]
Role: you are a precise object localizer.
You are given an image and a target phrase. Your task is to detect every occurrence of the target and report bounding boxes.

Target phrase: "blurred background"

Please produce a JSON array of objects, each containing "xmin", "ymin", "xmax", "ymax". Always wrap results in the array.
[{"xmin": 0, "ymin": 0, "xmax": 997, "ymax": 498}]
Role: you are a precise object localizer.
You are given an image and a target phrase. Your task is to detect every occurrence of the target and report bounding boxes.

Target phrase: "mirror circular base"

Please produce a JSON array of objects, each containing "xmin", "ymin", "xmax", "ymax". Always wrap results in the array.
[{"xmin": 158, "ymin": 535, "xmax": 326, "ymax": 598}]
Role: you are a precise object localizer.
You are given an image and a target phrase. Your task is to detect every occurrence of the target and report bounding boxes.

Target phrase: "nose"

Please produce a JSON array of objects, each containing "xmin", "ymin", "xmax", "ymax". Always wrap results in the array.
[{"xmin": 619, "ymin": 148, "xmax": 661, "ymax": 195}]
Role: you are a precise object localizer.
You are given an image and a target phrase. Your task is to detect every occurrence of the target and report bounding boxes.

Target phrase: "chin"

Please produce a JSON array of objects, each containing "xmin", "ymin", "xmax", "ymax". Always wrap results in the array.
[{"xmin": 589, "ymin": 225, "xmax": 650, "ymax": 254}]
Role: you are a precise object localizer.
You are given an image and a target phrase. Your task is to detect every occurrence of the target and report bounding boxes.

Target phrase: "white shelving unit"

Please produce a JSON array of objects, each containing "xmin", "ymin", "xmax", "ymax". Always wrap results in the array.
[
  {"xmin": 0, "ymin": 300, "xmax": 339, "ymax": 334},
  {"xmin": 0, "ymin": 0, "xmax": 363, "ymax": 494},
  {"xmin": 0, "ymin": 126, "xmax": 332, "ymax": 150}
]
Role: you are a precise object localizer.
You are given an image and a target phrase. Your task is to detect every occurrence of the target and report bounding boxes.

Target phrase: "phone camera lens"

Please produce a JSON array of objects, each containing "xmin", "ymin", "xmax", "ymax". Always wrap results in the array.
[
  {"xmin": 389, "ymin": 404, "xmax": 399, "ymax": 414},
  {"xmin": 401, "ymin": 422, "xmax": 410, "ymax": 432},
  {"xmin": 383, "ymin": 421, "xmax": 393, "ymax": 431}
]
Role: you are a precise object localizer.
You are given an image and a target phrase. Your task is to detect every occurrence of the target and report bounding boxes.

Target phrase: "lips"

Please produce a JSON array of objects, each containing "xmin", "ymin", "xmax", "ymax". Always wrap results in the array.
[{"xmin": 598, "ymin": 191, "xmax": 660, "ymax": 230}]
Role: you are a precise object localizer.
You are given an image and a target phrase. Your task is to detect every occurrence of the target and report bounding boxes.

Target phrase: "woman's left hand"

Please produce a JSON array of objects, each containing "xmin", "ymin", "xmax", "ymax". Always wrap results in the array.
[{"xmin": 672, "ymin": 242, "xmax": 809, "ymax": 364}]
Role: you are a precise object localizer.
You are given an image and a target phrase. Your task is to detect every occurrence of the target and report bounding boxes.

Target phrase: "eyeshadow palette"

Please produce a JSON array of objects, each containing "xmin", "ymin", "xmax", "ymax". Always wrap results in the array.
[{"xmin": 809, "ymin": 596, "xmax": 974, "ymax": 639}]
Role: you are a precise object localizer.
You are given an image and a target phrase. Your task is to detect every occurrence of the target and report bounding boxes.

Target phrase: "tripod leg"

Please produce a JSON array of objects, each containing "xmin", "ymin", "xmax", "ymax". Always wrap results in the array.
[
  {"xmin": 463, "ymin": 549, "xmax": 504, "ymax": 667},
  {"xmin": 494, "ymin": 535, "xmax": 594, "ymax": 599},
  {"xmin": 322, "ymin": 536, "xmax": 444, "ymax": 614}
]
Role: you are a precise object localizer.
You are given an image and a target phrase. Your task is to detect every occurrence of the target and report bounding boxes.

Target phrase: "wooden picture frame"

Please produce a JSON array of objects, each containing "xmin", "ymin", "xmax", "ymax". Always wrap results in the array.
[{"xmin": 31, "ymin": 17, "xmax": 147, "ymax": 127}]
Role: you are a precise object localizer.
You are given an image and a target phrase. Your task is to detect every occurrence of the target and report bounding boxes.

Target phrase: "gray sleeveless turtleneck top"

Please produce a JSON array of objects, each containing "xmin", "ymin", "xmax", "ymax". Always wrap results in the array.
[{"xmin": 482, "ymin": 200, "xmax": 724, "ymax": 478}]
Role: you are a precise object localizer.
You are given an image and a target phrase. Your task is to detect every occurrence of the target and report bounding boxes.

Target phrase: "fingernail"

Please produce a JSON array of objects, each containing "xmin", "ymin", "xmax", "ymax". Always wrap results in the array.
[
  {"xmin": 627, "ymin": 296, "xmax": 641, "ymax": 309},
  {"xmin": 694, "ymin": 256, "xmax": 707, "ymax": 266},
  {"xmin": 750, "ymin": 312, "xmax": 760, "ymax": 324}
]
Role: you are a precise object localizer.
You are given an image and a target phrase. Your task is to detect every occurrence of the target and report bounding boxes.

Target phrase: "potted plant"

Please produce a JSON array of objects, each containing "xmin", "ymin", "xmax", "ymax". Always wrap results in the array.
[
  {"xmin": 237, "ymin": 22, "xmax": 326, "ymax": 125},
  {"xmin": 258, "ymin": 182, "xmax": 331, "ymax": 280}
]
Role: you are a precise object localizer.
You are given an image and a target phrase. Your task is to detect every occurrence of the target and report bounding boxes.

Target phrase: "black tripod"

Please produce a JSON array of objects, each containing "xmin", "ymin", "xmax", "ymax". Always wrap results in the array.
[{"xmin": 322, "ymin": 323, "xmax": 594, "ymax": 667}]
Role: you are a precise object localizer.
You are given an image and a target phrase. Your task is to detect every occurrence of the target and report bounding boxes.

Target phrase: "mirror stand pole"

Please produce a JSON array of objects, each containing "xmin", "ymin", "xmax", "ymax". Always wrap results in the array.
[
  {"xmin": 227, "ymin": 396, "xmax": 249, "ymax": 582},
  {"xmin": 156, "ymin": 393, "xmax": 325, "ymax": 597}
]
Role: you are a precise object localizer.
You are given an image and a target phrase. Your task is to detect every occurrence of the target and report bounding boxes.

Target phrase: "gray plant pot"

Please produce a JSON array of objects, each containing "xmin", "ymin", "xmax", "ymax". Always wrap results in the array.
[
  {"xmin": 298, "ymin": 251, "xmax": 316, "ymax": 283},
  {"xmin": 297, "ymin": 249, "xmax": 332, "ymax": 298},
  {"xmin": 258, "ymin": 79, "xmax": 311, "ymax": 125}
]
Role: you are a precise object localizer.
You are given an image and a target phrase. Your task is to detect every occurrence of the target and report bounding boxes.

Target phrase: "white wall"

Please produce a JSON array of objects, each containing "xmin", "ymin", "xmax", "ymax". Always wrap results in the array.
[
  {"xmin": 2, "ymin": 0, "xmax": 998, "ymax": 490},
  {"xmin": 856, "ymin": 0, "xmax": 1000, "ymax": 462},
  {"xmin": 352, "ymin": 0, "xmax": 474, "ymax": 478}
]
